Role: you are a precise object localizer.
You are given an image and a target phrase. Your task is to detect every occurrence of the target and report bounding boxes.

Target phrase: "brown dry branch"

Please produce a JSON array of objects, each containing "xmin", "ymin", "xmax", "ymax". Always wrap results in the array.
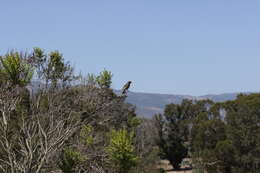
[{"xmin": 0, "ymin": 87, "xmax": 81, "ymax": 173}]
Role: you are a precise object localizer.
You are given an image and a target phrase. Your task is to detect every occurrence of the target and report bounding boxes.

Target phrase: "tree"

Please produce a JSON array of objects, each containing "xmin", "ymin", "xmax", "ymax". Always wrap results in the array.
[
  {"xmin": 32, "ymin": 47, "xmax": 76, "ymax": 89},
  {"xmin": 224, "ymin": 94, "xmax": 260, "ymax": 173},
  {"xmin": 0, "ymin": 51, "xmax": 33, "ymax": 87},
  {"xmin": 0, "ymin": 51, "xmax": 33, "ymax": 147},
  {"xmin": 0, "ymin": 87, "xmax": 81, "ymax": 173},
  {"xmin": 155, "ymin": 99, "xmax": 216, "ymax": 171},
  {"xmin": 134, "ymin": 118, "xmax": 161, "ymax": 173},
  {"xmin": 0, "ymin": 47, "xmax": 159, "ymax": 173},
  {"xmin": 96, "ymin": 69, "xmax": 113, "ymax": 89},
  {"xmin": 107, "ymin": 129, "xmax": 139, "ymax": 173},
  {"xmin": 155, "ymin": 100, "xmax": 191, "ymax": 170},
  {"xmin": 0, "ymin": 48, "xmax": 82, "ymax": 172},
  {"xmin": 191, "ymin": 118, "xmax": 227, "ymax": 173},
  {"xmin": 190, "ymin": 94, "xmax": 260, "ymax": 173}
]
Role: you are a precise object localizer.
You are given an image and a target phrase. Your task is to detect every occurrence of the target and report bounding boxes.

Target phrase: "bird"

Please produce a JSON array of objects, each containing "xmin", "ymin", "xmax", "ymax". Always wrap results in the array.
[{"xmin": 122, "ymin": 81, "xmax": 132, "ymax": 95}]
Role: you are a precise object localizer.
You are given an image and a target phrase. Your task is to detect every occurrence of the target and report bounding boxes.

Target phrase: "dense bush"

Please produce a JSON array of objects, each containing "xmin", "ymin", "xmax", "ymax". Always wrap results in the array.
[
  {"xmin": 0, "ymin": 48, "xmax": 160, "ymax": 173},
  {"xmin": 107, "ymin": 129, "xmax": 138, "ymax": 173},
  {"xmin": 156, "ymin": 95, "xmax": 260, "ymax": 173}
]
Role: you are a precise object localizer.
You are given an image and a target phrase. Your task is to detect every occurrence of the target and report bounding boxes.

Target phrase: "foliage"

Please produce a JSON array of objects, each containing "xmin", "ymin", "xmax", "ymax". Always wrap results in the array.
[
  {"xmin": 223, "ymin": 94, "xmax": 260, "ymax": 173},
  {"xmin": 59, "ymin": 147, "xmax": 85, "ymax": 173},
  {"xmin": 134, "ymin": 118, "xmax": 160, "ymax": 173},
  {"xmin": 32, "ymin": 47, "xmax": 76, "ymax": 88},
  {"xmin": 155, "ymin": 100, "xmax": 199, "ymax": 169},
  {"xmin": 127, "ymin": 116, "xmax": 142, "ymax": 128},
  {"xmin": 0, "ymin": 48, "xmax": 159, "ymax": 173},
  {"xmin": 107, "ymin": 129, "xmax": 139, "ymax": 173},
  {"xmin": 191, "ymin": 118, "xmax": 227, "ymax": 172},
  {"xmin": 157, "ymin": 94, "xmax": 260, "ymax": 173},
  {"xmin": 0, "ymin": 87, "xmax": 81, "ymax": 173},
  {"xmin": 96, "ymin": 69, "xmax": 113, "ymax": 88},
  {"xmin": 0, "ymin": 51, "xmax": 33, "ymax": 86},
  {"xmin": 80, "ymin": 125, "xmax": 94, "ymax": 146},
  {"xmin": 154, "ymin": 97, "xmax": 260, "ymax": 173}
]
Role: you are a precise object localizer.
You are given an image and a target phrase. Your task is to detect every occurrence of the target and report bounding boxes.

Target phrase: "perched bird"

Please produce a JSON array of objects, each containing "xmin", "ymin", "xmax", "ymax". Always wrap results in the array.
[{"xmin": 122, "ymin": 81, "xmax": 132, "ymax": 94}]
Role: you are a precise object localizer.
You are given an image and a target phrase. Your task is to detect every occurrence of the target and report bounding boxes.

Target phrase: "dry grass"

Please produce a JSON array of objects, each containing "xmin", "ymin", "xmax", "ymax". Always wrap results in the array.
[{"xmin": 157, "ymin": 160, "xmax": 192, "ymax": 173}]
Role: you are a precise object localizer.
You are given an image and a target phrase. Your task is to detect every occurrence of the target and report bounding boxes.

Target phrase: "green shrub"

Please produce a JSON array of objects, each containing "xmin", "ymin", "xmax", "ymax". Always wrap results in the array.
[
  {"xmin": 107, "ymin": 129, "xmax": 138, "ymax": 173},
  {"xmin": 59, "ymin": 147, "xmax": 85, "ymax": 173},
  {"xmin": 96, "ymin": 69, "xmax": 113, "ymax": 88}
]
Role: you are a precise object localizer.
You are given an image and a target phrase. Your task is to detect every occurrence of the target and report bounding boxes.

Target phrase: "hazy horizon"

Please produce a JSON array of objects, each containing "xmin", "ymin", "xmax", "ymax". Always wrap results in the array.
[{"xmin": 1, "ymin": 0, "xmax": 260, "ymax": 95}]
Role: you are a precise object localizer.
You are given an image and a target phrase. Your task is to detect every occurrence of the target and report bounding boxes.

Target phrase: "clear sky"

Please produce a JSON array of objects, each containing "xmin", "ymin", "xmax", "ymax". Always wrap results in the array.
[{"xmin": 0, "ymin": 0, "xmax": 260, "ymax": 96}]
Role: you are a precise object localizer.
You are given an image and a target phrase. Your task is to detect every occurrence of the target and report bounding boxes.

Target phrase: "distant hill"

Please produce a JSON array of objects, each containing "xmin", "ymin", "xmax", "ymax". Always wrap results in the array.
[
  {"xmin": 29, "ymin": 81, "xmax": 248, "ymax": 118},
  {"xmin": 123, "ymin": 91, "xmax": 241, "ymax": 118}
]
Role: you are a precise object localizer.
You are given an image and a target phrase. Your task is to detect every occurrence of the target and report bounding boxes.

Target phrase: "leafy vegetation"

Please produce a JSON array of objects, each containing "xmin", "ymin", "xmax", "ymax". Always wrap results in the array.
[
  {"xmin": 155, "ymin": 96, "xmax": 260, "ymax": 172},
  {"xmin": 0, "ymin": 51, "xmax": 33, "ymax": 86},
  {"xmin": 59, "ymin": 147, "xmax": 85, "ymax": 173},
  {"xmin": 0, "ymin": 48, "xmax": 259, "ymax": 173},
  {"xmin": 107, "ymin": 129, "xmax": 138, "ymax": 173},
  {"xmin": 0, "ymin": 48, "xmax": 160, "ymax": 173}
]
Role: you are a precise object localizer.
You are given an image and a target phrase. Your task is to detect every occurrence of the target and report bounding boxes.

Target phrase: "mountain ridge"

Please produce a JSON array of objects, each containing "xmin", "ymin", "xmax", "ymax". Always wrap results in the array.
[
  {"xmin": 123, "ymin": 91, "xmax": 253, "ymax": 118},
  {"xmin": 30, "ymin": 81, "xmax": 254, "ymax": 118}
]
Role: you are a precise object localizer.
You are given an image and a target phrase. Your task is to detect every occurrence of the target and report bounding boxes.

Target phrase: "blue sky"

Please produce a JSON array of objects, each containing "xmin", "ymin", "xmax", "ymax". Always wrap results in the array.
[{"xmin": 0, "ymin": 0, "xmax": 260, "ymax": 95}]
